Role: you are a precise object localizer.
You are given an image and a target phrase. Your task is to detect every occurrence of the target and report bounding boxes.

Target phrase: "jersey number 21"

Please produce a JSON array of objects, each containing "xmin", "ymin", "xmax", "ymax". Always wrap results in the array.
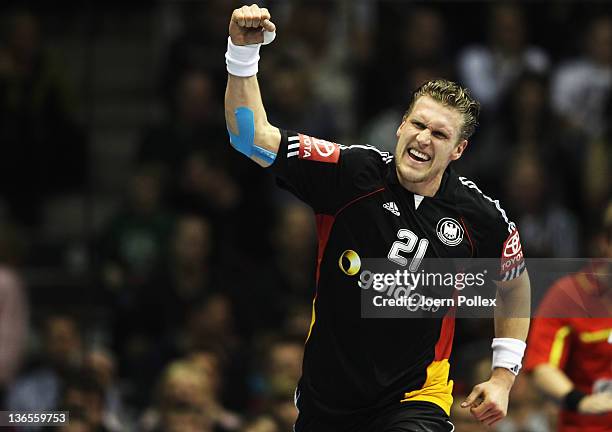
[{"xmin": 387, "ymin": 229, "xmax": 429, "ymax": 272}]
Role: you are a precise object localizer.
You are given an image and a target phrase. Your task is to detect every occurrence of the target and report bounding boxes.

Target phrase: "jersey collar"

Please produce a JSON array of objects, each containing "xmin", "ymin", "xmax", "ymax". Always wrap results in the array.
[{"xmin": 386, "ymin": 163, "xmax": 459, "ymax": 202}]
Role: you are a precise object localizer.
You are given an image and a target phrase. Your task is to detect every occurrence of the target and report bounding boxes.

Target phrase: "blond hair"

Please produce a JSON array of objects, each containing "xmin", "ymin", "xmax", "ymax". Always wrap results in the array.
[{"xmin": 404, "ymin": 79, "xmax": 481, "ymax": 140}]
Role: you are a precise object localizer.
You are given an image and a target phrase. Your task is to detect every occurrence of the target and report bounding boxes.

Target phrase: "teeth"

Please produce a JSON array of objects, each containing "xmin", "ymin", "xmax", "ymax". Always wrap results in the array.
[{"xmin": 409, "ymin": 148, "xmax": 431, "ymax": 161}]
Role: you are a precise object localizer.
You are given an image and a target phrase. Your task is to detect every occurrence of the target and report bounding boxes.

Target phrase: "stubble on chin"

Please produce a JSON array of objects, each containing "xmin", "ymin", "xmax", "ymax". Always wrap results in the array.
[{"xmin": 396, "ymin": 161, "xmax": 429, "ymax": 184}]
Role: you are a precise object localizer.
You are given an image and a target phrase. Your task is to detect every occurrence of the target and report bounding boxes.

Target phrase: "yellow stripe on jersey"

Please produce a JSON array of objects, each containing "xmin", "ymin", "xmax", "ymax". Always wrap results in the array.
[
  {"xmin": 579, "ymin": 328, "xmax": 611, "ymax": 343},
  {"xmin": 305, "ymin": 294, "xmax": 317, "ymax": 343},
  {"xmin": 549, "ymin": 325, "xmax": 571, "ymax": 367},
  {"xmin": 400, "ymin": 359, "xmax": 454, "ymax": 416}
]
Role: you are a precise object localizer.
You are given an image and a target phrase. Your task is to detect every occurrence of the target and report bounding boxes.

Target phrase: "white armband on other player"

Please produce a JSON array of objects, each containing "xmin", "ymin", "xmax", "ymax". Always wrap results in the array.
[
  {"xmin": 225, "ymin": 31, "xmax": 276, "ymax": 77},
  {"xmin": 491, "ymin": 338, "xmax": 526, "ymax": 376}
]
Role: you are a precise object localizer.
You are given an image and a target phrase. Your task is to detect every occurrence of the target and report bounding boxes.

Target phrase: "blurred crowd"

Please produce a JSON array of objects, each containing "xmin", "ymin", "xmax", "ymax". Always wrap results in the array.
[{"xmin": 0, "ymin": 1, "xmax": 610, "ymax": 431}]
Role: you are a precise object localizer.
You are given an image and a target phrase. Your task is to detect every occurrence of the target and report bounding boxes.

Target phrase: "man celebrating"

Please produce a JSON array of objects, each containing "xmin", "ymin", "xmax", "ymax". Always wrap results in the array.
[{"xmin": 224, "ymin": 4, "xmax": 530, "ymax": 431}]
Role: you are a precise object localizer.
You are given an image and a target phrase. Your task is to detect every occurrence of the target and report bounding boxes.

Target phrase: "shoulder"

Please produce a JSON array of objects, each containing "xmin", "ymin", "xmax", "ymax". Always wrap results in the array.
[
  {"xmin": 454, "ymin": 175, "xmax": 516, "ymax": 234},
  {"xmin": 339, "ymin": 143, "xmax": 394, "ymax": 167},
  {"xmin": 536, "ymin": 274, "xmax": 583, "ymax": 317},
  {"xmin": 284, "ymin": 131, "xmax": 393, "ymax": 167},
  {"xmin": 338, "ymin": 144, "xmax": 394, "ymax": 191}
]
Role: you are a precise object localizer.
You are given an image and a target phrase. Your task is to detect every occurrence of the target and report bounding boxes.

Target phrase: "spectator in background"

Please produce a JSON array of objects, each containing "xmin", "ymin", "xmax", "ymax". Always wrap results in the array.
[
  {"xmin": 140, "ymin": 359, "xmax": 214, "ymax": 432},
  {"xmin": 59, "ymin": 370, "xmax": 117, "ymax": 432},
  {"xmin": 581, "ymin": 91, "xmax": 611, "ymax": 228},
  {"xmin": 275, "ymin": 0, "xmax": 351, "ymax": 136},
  {"xmin": 264, "ymin": 337, "xmax": 303, "ymax": 401},
  {"xmin": 551, "ymin": 16, "xmax": 611, "ymax": 138},
  {"xmin": 139, "ymin": 68, "xmax": 269, "ymax": 255},
  {"xmin": 161, "ymin": 215, "xmax": 216, "ymax": 327},
  {"xmin": 358, "ymin": 6, "xmax": 450, "ymax": 134},
  {"xmin": 248, "ymin": 336, "xmax": 302, "ymax": 430},
  {"xmin": 0, "ymin": 221, "xmax": 28, "ymax": 265},
  {"xmin": 504, "ymin": 154, "xmax": 579, "ymax": 258},
  {"xmin": 141, "ymin": 357, "xmax": 241, "ymax": 432},
  {"xmin": 83, "ymin": 349, "xmax": 126, "ymax": 432},
  {"xmin": 261, "ymin": 53, "xmax": 339, "ymax": 140},
  {"xmin": 101, "ymin": 164, "xmax": 173, "ymax": 297},
  {"xmin": 240, "ymin": 416, "xmax": 279, "ymax": 432},
  {"xmin": 398, "ymin": 7, "xmax": 450, "ymax": 74},
  {"xmin": 458, "ymin": 2, "xmax": 549, "ymax": 113},
  {"xmin": 0, "ymin": 266, "xmax": 28, "ymax": 400},
  {"xmin": 139, "ymin": 68, "xmax": 231, "ymax": 200},
  {"xmin": 178, "ymin": 297, "xmax": 248, "ymax": 414},
  {"xmin": 236, "ymin": 203, "xmax": 316, "ymax": 332},
  {"xmin": 159, "ymin": 0, "xmax": 236, "ymax": 101},
  {"xmin": 54, "ymin": 416, "xmax": 94, "ymax": 432},
  {"xmin": 6, "ymin": 314, "xmax": 82, "ymax": 428},
  {"xmin": 455, "ymin": 72, "xmax": 561, "ymax": 199},
  {"xmin": 180, "ymin": 296, "xmax": 238, "ymax": 360},
  {"xmin": 0, "ymin": 9, "xmax": 85, "ymax": 226},
  {"xmin": 114, "ymin": 214, "xmax": 218, "ymax": 406},
  {"xmin": 220, "ymin": 201, "xmax": 317, "ymax": 341},
  {"xmin": 100, "ymin": 165, "xmax": 173, "ymax": 399}
]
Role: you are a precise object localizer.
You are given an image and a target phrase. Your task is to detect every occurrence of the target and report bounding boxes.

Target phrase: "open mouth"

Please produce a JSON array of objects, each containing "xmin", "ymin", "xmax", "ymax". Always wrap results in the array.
[{"xmin": 407, "ymin": 148, "xmax": 431, "ymax": 163}]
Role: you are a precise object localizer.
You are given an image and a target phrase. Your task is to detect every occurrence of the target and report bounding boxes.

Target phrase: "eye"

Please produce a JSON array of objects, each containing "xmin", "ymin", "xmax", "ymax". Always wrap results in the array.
[
  {"xmin": 411, "ymin": 121, "xmax": 426, "ymax": 129},
  {"xmin": 433, "ymin": 131, "xmax": 448, "ymax": 139}
]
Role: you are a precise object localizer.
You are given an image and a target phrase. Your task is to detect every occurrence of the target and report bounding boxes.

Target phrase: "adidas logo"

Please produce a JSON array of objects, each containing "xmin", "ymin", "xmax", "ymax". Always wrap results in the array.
[{"xmin": 383, "ymin": 201, "xmax": 400, "ymax": 216}]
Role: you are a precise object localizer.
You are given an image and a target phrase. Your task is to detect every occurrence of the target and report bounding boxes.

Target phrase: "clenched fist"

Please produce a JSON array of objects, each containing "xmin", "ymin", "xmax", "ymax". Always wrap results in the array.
[{"xmin": 229, "ymin": 4, "xmax": 276, "ymax": 46}]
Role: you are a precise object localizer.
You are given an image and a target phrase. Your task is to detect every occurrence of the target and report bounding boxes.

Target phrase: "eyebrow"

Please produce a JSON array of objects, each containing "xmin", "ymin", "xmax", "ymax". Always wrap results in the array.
[{"xmin": 410, "ymin": 115, "xmax": 453, "ymax": 136}]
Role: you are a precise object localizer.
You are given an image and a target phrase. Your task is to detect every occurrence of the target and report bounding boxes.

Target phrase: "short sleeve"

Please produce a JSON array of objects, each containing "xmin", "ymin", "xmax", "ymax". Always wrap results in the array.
[
  {"xmin": 490, "ymin": 225, "xmax": 526, "ymax": 282},
  {"xmin": 524, "ymin": 317, "xmax": 572, "ymax": 371},
  {"xmin": 269, "ymin": 129, "xmax": 392, "ymax": 214},
  {"xmin": 457, "ymin": 178, "xmax": 526, "ymax": 282},
  {"xmin": 524, "ymin": 281, "xmax": 574, "ymax": 371}
]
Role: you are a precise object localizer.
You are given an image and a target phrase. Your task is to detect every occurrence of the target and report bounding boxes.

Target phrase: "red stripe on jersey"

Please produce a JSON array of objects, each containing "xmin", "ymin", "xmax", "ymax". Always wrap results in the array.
[
  {"xmin": 315, "ymin": 214, "xmax": 335, "ymax": 284},
  {"xmin": 335, "ymin": 188, "xmax": 385, "ymax": 218},
  {"xmin": 435, "ymin": 307, "xmax": 456, "ymax": 361},
  {"xmin": 459, "ymin": 217, "xmax": 475, "ymax": 258},
  {"xmin": 314, "ymin": 188, "xmax": 386, "ymax": 283}
]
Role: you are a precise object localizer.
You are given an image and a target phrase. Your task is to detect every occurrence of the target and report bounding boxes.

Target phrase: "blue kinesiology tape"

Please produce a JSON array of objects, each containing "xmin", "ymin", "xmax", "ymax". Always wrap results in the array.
[{"xmin": 228, "ymin": 107, "xmax": 276, "ymax": 165}]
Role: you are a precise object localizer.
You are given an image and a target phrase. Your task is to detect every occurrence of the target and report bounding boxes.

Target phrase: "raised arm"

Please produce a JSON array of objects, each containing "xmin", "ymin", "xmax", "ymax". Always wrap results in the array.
[{"xmin": 225, "ymin": 4, "xmax": 281, "ymax": 167}]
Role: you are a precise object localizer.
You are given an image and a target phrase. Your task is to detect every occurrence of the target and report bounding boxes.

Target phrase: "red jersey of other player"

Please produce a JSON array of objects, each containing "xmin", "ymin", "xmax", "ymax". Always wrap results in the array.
[{"xmin": 525, "ymin": 203, "xmax": 612, "ymax": 432}]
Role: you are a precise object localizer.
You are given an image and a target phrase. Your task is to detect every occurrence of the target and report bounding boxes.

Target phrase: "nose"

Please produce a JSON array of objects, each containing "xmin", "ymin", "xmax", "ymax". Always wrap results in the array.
[{"xmin": 416, "ymin": 129, "xmax": 431, "ymax": 147}]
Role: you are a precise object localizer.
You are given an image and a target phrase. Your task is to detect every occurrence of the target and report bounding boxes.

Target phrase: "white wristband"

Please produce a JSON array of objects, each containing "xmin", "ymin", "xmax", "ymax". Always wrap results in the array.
[
  {"xmin": 225, "ymin": 37, "xmax": 260, "ymax": 77},
  {"xmin": 225, "ymin": 31, "xmax": 276, "ymax": 77},
  {"xmin": 491, "ymin": 338, "xmax": 526, "ymax": 376}
]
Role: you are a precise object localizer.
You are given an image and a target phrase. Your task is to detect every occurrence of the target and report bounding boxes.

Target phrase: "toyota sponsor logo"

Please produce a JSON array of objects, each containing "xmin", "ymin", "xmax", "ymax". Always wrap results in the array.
[
  {"xmin": 503, "ymin": 230, "xmax": 522, "ymax": 257},
  {"xmin": 299, "ymin": 134, "xmax": 339, "ymax": 163},
  {"xmin": 501, "ymin": 230, "xmax": 524, "ymax": 272}
]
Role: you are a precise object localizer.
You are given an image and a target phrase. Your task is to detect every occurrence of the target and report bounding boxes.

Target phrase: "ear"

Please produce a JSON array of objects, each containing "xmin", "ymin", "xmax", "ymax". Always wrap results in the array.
[
  {"xmin": 450, "ymin": 139, "xmax": 468, "ymax": 161},
  {"xmin": 396, "ymin": 120, "xmax": 407, "ymax": 138}
]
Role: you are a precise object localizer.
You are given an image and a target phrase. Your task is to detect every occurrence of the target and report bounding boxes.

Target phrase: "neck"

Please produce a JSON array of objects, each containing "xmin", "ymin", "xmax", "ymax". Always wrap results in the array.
[{"xmin": 396, "ymin": 167, "xmax": 444, "ymax": 197}]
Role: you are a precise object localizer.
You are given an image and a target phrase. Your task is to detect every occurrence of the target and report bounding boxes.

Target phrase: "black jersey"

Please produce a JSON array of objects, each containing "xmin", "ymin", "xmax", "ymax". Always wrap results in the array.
[{"xmin": 270, "ymin": 130, "xmax": 526, "ymax": 417}]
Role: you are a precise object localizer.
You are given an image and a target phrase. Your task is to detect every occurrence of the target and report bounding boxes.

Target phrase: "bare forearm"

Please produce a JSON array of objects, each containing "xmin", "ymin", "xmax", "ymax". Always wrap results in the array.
[
  {"xmin": 225, "ymin": 74, "xmax": 269, "ymax": 135},
  {"xmin": 489, "ymin": 271, "xmax": 531, "ymax": 387},
  {"xmin": 224, "ymin": 5, "xmax": 281, "ymax": 166},
  {"xmin": 532, "ymin": 364, "xmax": 574, "ymax": 400},
  {"xmin": 494, "ymin": 270, "xmax": 531, "ymax": 341}
]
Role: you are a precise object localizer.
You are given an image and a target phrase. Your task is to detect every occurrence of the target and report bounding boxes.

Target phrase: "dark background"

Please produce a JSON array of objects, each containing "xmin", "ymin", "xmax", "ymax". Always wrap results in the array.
[{"xmin": 0, "ymin": 1, "xmax": 609, "ymax": 431}]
